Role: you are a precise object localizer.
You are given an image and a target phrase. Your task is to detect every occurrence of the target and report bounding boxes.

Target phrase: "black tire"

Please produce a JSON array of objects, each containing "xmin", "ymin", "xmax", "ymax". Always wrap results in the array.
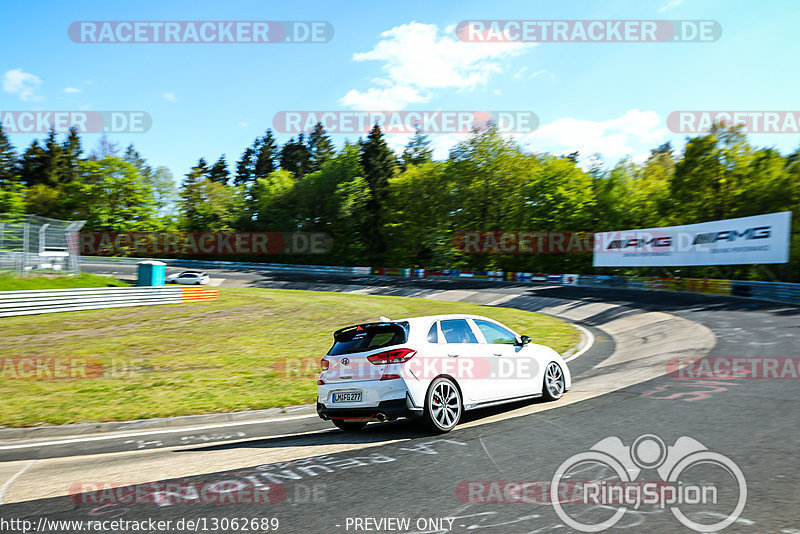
[
  {"xmin": 332, "ymin": 419, "xmax": 367, "ymax": 431},
  {"xmin": 542, "ymin": 361, "xmax": 566, "ymax": 401},
  {"xmin": 422, "ymin": 377, "xmax": 462, "ymax": 433}
]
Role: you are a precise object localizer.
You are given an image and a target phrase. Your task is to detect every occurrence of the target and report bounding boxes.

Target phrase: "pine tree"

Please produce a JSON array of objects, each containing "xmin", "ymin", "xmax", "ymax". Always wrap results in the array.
[
  {"xmin": 279, "ymin": 134, "xmax": 312, "ymax": 179},
  {"xmin": 19, "ymin": 140, "xmax": 48, "ymax": 186},
  {"xmin": 42, "ymin": 129, "xmax": 64, "ymax": 185},
  {"xmin": 208, "ymin": 155, "xmax": 230, "ymax": 185},
  {"xmin": 254, "ymin": 130, "xmax": 278, "ymax": 179},
  {"xmin": 307, "ymin": 122, "xmax": 335, "ymax": 172},
  {"xmin": 359, "ymin": 124, "xmax": 396, "ymax": 264},
  {"xmin": 0, "ymin": 122, "xmax": 25, "ymax": 214},
  {"xmin": 0, "ymin": 122, "xmax": 19, "ymax": 185},
  {"xmin": 61, "ymin": 126, "xmax": 83, "ymax": 184},
  {"xmin": 234, "ymin": 146, "xmax": 255, "ymax": 186},
  {"xmin": 401, "ymin": 126, "xmax": 433, "ymax": 169},
  {"xmin": 180, "ymin": 159, "xmax": 210, "ymax": 230}
]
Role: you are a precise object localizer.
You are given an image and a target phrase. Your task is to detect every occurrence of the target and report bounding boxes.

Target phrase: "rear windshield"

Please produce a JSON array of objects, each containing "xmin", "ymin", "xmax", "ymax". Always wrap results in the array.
[{"xmin": 328, "ymin": 322, "xmax": 409, "ymax": 355}]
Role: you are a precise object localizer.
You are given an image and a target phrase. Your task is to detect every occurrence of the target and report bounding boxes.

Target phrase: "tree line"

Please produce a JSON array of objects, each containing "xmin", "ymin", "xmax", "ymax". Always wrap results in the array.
[{"xmin": 0, "ymin": 121, "xmax": 798, "ymax": 280}]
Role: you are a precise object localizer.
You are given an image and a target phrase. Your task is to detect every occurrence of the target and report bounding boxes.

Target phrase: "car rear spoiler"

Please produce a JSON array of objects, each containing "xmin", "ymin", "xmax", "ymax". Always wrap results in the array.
[{"xmin": 333, "ymin": 321, "xmax": 409, "ymax": 342}]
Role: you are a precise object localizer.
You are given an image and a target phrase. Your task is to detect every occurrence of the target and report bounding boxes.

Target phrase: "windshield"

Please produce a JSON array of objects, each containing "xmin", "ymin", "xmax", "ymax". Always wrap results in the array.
[{"xmin": 328, "ymin": 322, "xmax": 409, "ymax": 355}]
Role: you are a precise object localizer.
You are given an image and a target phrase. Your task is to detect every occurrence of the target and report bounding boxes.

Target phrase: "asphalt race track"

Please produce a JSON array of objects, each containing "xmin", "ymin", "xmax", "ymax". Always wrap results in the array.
[{"xmin": 1, "ymin": 262, "xmax": 798, "ymax": 533}]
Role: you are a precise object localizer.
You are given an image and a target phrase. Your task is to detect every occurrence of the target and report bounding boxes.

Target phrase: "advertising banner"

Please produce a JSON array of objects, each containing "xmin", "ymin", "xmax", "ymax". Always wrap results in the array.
[{"xmin": 593, "ymin": 212, "xmax": 792, "ymax": 267}]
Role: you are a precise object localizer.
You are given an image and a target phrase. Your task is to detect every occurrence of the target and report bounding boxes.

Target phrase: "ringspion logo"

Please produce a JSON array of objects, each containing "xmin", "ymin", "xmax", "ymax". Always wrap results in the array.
[{"xmin": 551, "ymin": 434, "xmax": 746, "ymax": 532}]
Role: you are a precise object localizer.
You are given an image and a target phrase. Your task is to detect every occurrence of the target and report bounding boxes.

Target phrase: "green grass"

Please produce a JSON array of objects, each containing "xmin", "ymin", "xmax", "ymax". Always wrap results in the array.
[
  {"xmin": 0, "ymin": 272, "xmax": 129, "ymax": 291},
  {"xmin": 0, "ymin": 287, "xmax": 578, "ymax": 427}
]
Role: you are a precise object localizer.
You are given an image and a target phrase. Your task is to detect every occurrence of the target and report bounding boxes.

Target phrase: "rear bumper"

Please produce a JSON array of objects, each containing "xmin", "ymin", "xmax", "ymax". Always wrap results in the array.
[{"xmin": 317, "ymin": 396, "xmax": 423, "ymax": 422}]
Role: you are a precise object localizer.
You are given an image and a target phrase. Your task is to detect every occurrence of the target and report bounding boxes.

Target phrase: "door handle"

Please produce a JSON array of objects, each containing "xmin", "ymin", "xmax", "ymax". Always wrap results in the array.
[
  {"xmin": 447, "ymin": 354, "xmax": 459, "ymax": 358},
  {"xmin": 493, "ymin": 353, "xmax": 503, "ymax": 357}
]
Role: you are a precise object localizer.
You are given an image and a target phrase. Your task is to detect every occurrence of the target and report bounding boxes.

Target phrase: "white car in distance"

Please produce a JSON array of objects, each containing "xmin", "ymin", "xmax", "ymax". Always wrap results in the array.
[
  {"xmin": 316, "ymin": 314, "xmax": 571, "ymax": 433},
  {"xmin": 165, "ymin": 270, "xmax": 211, "ymax": 285}
]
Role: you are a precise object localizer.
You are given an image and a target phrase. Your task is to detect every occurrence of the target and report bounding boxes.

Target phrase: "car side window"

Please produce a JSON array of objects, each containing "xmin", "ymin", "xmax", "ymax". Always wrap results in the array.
[
  {"xmin": 427, "ymin": 322, "xmax": 439, "ymax": 343},
  {"xmin": 440, "ymin": 319, "xmax": 478, "ymax": 344},
  {"xmin": 474, "ymin": 320, "xmax": 517, "ymax": 344}
]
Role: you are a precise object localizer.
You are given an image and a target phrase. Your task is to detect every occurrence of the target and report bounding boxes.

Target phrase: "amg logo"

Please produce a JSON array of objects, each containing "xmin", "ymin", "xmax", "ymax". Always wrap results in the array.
[
  {"xmin": 692, "ymin": 226, "xmax": 771, "ymax": 245},
  {"xmin": 606, "ymin": 237, "xmax": 672, "ymax": 250}
]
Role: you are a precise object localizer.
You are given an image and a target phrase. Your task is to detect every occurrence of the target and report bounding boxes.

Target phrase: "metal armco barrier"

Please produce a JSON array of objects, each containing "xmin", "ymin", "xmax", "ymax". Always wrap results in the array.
[
  {"xmin": 0, "ymin": 286, "xmax": 219, "ymax": 318},
  {"xmin": 577, "ymin": 276, "xmax": 800, "ymax": 304},
  {"xmin": 86, "ymin": 256, "xmax": 800, "ymax": 306},
  {"xmin": 373, "ymin": 268, "xmax": 800, "ymax": 305}
]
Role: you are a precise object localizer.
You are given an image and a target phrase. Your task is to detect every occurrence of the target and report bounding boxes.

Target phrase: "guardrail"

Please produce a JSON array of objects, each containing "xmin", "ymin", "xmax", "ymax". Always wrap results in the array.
[
  {"xmin": 83, "ymin": 256, "xmax": 800, "ymax": 306},
  {"xmin": 375, "ymin": 268, "xmax": 800, "ymax": 305},
  {"xmin": 83, "ymin": 255, "xmax": 371, "ymax": 275},
  {"xmin": 0, "ymin": 286, "xmax": 219, "ymax": 318}
]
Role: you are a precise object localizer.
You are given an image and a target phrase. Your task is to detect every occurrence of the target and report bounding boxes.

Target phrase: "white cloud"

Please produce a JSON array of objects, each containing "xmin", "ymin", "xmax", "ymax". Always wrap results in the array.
[
  {"xmin": 520, "ymin": 109, "xmax": 668, "ymax": 165},
  {"xmin": 340, "ymin": 22, "xmax": 533, "ymax": 110},
  {"xmin": 659, "ymin": 0, "xmax": 684, "ymax": 12},
  {"xmin": 63, "ymin": 87, "xmax": 82, "ymax": 94},
  {"xmin": 162, "ymin": 92, "xmax": 178, "ymax": 102},
  {"xmin": 238, "ymin": 121, "xmax": 249, "ymax": 128},
  {"xmin": 3, "ymin": 68, "xmax": 43, "ymax": 101},
  {"xmin": 382, "ymin": 109, "xmax": 668, "ymax": 166},
  {"xmin": 340, "ymin": 85, "xmax": 427, "ymax": 109},
  {"xmin": 514, "ymin": 67, "xmax": 550, "ymax": 80}
]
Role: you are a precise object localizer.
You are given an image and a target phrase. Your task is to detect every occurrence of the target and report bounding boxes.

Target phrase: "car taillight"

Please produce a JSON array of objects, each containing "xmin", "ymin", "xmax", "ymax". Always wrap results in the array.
[
  {"xmin": 317, "ymin": 379, "xmax": 325, "ymax": 385},
  {"xmin": 367, "ymin": 348, "xmax": 416, "ymax": 365},
  {"xmin": 380, "ymin": 373, "xmax": 402, "ymax": 381},
  {"xmin": 321, "ymin": 358, "xmax": 329, "ymax": 371}
]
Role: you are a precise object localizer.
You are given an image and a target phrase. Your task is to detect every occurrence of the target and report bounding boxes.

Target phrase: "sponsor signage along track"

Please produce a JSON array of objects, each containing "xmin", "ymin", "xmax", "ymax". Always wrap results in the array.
[{"xmin": 593, "ymin": 212, "xmax": 791, "ymax": 267}]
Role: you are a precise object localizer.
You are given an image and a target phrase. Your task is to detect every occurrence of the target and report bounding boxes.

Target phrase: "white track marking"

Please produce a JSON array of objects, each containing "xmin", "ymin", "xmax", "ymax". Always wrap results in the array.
[
  {"xmin": 0, "ymin": 414, "xmax": 317, "ymax": 451},
  {"xmin": 0, "ymin": 460, "xmax": 36, "ymax": 504},
  {"xmin": 565, "ymin": 324, "xmax": 595, "ymax": 362}
]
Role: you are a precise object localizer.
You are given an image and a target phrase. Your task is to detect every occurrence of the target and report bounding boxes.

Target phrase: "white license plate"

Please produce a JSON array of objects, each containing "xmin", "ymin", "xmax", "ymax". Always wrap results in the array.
[{"xmin": 332, "ymin": 391, "xmax": 362, "ymax": 403}]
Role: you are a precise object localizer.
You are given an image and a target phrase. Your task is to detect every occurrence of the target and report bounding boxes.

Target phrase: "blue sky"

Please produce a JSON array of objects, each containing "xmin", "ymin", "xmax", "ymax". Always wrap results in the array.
[{"xmin": 1, "ymin": 0, "xmax": 799, "ymax": 180}]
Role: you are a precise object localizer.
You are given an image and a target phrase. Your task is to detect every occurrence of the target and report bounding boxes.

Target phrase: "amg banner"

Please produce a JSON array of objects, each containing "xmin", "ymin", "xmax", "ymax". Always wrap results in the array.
[{"xmin": 593, "ymin": 212, "xmax": 792, "ymax": 267}]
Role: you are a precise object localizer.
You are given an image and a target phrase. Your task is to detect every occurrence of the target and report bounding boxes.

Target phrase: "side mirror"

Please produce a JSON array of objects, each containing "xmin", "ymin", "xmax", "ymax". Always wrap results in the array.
[{"xmin": 518, "ymin": 335, "xmax": 532, "ymax": 345}]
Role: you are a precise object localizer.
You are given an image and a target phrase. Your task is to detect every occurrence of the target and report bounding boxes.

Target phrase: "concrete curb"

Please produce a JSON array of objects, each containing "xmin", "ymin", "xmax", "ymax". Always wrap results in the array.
[{"xmin": 0, "ymin": 405, "xmax": 316, "ymax": 442}]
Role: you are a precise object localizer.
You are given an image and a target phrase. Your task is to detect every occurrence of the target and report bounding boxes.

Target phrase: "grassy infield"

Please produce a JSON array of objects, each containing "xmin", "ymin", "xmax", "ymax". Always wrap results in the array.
[{"xmin": 0, "ymin": 275, "xmax": 578, "ymax": 427}]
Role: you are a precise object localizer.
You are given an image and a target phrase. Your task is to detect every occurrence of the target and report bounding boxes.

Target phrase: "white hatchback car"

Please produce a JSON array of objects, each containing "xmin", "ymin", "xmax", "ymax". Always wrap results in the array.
[
  {"xmin": 166, "ymin": 271, "xmax": 210, "ymax": 285},
  {"xmin": 317, "ymin": 314, "xmax": 571, "ymax": 433}
]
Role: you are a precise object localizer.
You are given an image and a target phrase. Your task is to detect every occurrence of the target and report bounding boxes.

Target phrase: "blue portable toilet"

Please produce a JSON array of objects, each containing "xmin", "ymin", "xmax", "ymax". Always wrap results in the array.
[{"xmin": 137, "ymin": 260, "xmax": 166, "ymax": 286}]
